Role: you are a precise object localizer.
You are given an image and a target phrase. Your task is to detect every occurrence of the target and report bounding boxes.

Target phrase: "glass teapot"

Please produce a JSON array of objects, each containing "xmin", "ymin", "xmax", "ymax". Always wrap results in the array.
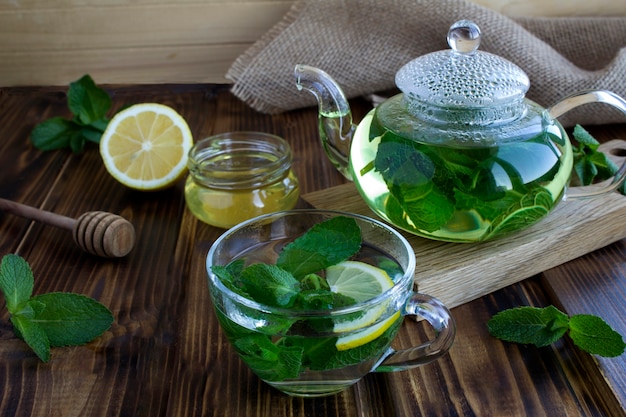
[{"xmin": 295, "ymin": 20, "xmax": 626, "ymax": 243}]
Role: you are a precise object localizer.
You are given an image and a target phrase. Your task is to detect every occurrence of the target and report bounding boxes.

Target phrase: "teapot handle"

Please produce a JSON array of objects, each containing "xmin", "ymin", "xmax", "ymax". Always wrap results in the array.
[{"xmin": 548, "ymin": 90, "xmax": 626, "ymax": 199}]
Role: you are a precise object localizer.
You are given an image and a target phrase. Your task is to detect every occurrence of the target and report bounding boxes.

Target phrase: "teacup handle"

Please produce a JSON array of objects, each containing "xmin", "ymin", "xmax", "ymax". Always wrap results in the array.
[
  {"xmin": 374, "ymin": 293, "xmax": 456, "ymax": 372},
  {"xmin": 548, "ymin": 90, "xmax": 626, "ymax": 199}
]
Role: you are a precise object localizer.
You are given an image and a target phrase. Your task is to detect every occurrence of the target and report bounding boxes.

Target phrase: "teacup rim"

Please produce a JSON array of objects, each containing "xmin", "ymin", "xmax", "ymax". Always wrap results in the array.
[{"xmin": 205, "ymin": 209, "xmax": 417, "ymax": 317}]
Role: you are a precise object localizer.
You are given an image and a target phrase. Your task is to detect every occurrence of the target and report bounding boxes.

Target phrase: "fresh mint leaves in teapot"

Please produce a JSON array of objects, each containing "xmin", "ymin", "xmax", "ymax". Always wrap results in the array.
[{"xmin": 295, "ymin": 20, "xmax": 626, "ymax": 243}]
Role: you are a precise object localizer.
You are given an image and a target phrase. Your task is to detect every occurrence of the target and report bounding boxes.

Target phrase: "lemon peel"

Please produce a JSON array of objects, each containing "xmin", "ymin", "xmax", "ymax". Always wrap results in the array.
[{"xmin": 326, "ymin": 261, "xmax": 400, "ymax": 351}]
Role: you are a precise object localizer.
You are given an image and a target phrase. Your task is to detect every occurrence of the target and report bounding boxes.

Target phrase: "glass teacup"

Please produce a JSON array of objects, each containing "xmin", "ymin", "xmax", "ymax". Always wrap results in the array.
[{"xmin": 206, "ymin": 209, "xmax": 456, "ymax": 397}]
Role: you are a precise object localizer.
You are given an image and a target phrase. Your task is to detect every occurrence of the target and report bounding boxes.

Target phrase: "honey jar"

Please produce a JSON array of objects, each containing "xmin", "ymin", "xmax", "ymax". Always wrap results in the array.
[{"xmin": 184, "ymin": 132, "xmax": 300, "ymax": 228}]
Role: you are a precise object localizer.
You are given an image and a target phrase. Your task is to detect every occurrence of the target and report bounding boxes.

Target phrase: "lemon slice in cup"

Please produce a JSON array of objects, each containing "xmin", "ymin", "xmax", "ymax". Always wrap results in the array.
[
  {"xmin": 325, "ymin": 261, "xmax": 401, "ymax": 351},
  {"xmin": 100, "ymin": 103, "xmax": 193, "ymax": 190}
]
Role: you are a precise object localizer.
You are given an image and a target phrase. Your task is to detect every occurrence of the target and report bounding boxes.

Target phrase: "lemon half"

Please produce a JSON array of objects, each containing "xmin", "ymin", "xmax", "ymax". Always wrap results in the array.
[{"xmin": 100, "ymin": 103, "xmax": 193, "ymax": 190}]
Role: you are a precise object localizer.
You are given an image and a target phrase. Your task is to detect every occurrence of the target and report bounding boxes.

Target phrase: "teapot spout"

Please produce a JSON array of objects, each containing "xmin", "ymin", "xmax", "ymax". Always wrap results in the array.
[{"xmin": 295, "ymin": 64, "xmax": 355, "ymax": 180}]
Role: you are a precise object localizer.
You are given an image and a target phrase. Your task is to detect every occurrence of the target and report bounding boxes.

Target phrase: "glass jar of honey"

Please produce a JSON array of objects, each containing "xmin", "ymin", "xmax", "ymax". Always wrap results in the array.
[{"xmin": 184, "ymin": 132, "xmax": 300, "ymax": 228}]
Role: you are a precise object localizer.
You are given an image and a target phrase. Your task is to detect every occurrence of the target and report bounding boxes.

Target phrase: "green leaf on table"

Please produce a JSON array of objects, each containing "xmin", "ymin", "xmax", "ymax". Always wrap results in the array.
[
  {"xmin": 80, "ymin": 124, "xmax": 108, "ymax": 144},
  {"xmin": 10, "ymin": 314, "xmax": 50, "ymax": 362},
  {"xmin": 13, "ymin": 299, "xmax": 45, "ymax": 321},
  {"xmin": 68, "ymin": 74, "xmax": 112, "ymax": 125},
  {"xmin": 569, "ymin": 314, "xmax": 626, "ymax": 357},
  {"xmin": 0, "ymin": 254, "xmax": 34, "ymax": 313},
  {"xmin": 589, "ymin": 150, "xmax": 619, "ymax": 179},
  {"xmin": 29, "ymin": 292, "xmax": 114, "ymax": 346},
  {"xmin": 571, "ymin": 124, "xmax": 625, "ymax": 194},
  {"xmin": 489, "ymin": 305, "xmax": 626, "ymax": 358},
  {"xmin": 0, "ymin": 254, "xmax": 114, "ymax": 362},
  {"xmin": 574, "ymin": 157, "xmax": 599, "ymax": 186},
  {"xmin": 69, "ymin": 129, "xmax": 87, "ymax": 153},
  {"xmin": 572, "ymin": 125, "xmax": 600, "ymax": 148},
  {"xmin": 30, "ymin": 74, "xmax": 112, "ymax": 152},
  {"xmin": 487, "ymin": 305, "xmax": 569, "ymax": 347},
  {"xmin": 276, "ymin": 216, "xmax": 361, "ymax": 278},
  {"xmin": 89, "ymin": 118, "xmax": 110, "ymax": 133},
  {"xmin": 30, "ymin": 117, "xmax": 82, "ymax": 151}
]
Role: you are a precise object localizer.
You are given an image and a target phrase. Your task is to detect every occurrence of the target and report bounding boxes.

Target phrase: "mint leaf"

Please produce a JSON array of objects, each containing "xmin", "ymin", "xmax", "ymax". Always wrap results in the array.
[
  {"xmin": 11, "ymin": 314, "xmax": 50, "ymax": 362},
  {"xmin": 485, "ymin": 189, "xmax": 552, "ymax": 239},
  {"xmin": 295, "ymin": 289, "xmax": 356, "ymax": 311},
  {"xmin": 283, "ymin": 335, "xmax": 337, "ymax": 370},
  {"xmin": 69, "ymin": 130, "xmax": 87, "ymax": 153},
  {"xmin": 234, "ymin": 334, "xmax": 303, "ymax": 381},
  {"xmin": 277, "ymin": 216, "xmax": 361, "ymax": 278},
  {"xmin": 13, "ymin": 299, "xmax": 44, "ymax": 319},
  {"xmin": 215, "ymin": 307, "xmax": 293, "ymax": 342},
  {"xmin": 30, "ymin": 74, "xmax": 112, "ymax": 152},
  {"xmin": 487, "ymin": 306, "xmax": 569, "ymax": 347},
  {"xmin": 569, "ymin": 314, "xmax": 626, "ymax": 357},
  {"xmin": 68, "ymin": 74, "xmax": 112, "ymax": 125},
  {"xmin": 489, "ymin": 306, "xmax": 626, "ymax": 357},
  {"xmin": 572, "ymin": 125, "xmax": 600, "ymax": 149},
  {"xmin": 30, "ymin": 117, "xmax": 82, "ymax": 151},
  {"xmin": 374, "ymin": 136, "xmax": 455, "ymax": 232},
  {"xmin": 29, "ymin": 292, "xmax": 113, "ymax": 346},
  {"xmin": 89, "ymin": 118, "xmax": 110, "ymax": 133},
  {"xmin": 571, "ymin": 124, "xmax": 625, "ymax": 194},
  {"xmin": 0, "ymin": 254, "xmax": 34, "ymax": 313},
  {"xmin": 211, "ymin": 260, "xmax": 248, "ymax": 295},
  {"xmin": 589, "ymin": 150, "xmax": 619, "ymax": 180},
  {"xmin": 80, "ymin": 124, "xmax": 107, "ymax": 144},
  {"xmin": 239, "ymin": 264, "xmax": 300, "ymax": 308},
  {"xmin": 0, "ymin": 254, "xmax": 114, "ymax": 361},
  {"xmin": 574, "ymin": 157, "xmax": 599, "ymax": 186}
]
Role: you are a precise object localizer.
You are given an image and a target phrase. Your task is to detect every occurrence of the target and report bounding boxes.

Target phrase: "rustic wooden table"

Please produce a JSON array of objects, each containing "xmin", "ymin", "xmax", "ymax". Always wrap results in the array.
[{"xmin": 0, "ymin": 84, "xmax": 625, "ymax": 417}]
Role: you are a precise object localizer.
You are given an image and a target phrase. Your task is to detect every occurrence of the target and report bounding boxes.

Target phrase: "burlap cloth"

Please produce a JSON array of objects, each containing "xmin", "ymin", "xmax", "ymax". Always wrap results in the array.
[{"xmin": 226, "ymin": 0, "xmax": 626, "ymax": 127}]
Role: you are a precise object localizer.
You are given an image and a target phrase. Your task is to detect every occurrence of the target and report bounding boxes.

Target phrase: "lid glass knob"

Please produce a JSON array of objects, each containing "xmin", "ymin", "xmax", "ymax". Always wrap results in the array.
[{"xmin": 447, "ymin": 20, "xmax": 481, "ymax": 55}]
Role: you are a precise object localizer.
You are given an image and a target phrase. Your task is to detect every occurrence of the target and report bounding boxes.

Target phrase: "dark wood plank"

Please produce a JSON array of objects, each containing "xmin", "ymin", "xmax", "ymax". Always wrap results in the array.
[
  {"xmin": 542, "ymin": 242, "xmax": 626, "ymax": 413},
  {"xmin": 0, "ymin": 84, "xmax": 624, "ymax": 417}
]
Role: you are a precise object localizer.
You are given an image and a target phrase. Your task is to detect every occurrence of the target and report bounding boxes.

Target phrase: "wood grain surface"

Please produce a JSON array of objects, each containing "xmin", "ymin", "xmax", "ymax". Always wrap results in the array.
[{"xmin": 0, "ymin": 84, "xmax": 624, "ymax": 417}]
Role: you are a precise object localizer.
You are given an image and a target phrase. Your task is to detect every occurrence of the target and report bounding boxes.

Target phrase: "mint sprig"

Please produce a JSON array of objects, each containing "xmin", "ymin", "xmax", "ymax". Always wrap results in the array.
[
  {"xmin": 571, "ymin": 124, "xmax": 626, "ymax": 195},
  {"xmin": 30, "ymin": 74, "xmax": 112, "ymax": 152},
  {"xmin": 0, "ymin": 254, "xmax": 113, "ymax": 362},
  {"xmin": 488, "ymin": 306, "xmax": 625, "ymax": 357}
]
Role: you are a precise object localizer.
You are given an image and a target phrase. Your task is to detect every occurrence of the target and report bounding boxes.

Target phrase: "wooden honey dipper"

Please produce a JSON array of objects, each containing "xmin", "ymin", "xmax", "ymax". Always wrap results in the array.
[{"xmin": 0, "ymin": 198, "xmax": 135, "ymax": 258}]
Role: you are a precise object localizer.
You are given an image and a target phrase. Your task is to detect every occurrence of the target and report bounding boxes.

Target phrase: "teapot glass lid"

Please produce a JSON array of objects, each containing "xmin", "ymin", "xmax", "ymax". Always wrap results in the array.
[{"xmin": 395, "ymin": 20, "xmax": 530, "ymax": 112}]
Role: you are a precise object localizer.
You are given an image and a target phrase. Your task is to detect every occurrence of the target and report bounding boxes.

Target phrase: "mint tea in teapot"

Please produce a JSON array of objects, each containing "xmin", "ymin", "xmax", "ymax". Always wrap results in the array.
[
  {"xmin": 296, "ymin": 20, "xmax": 626, "ymax": 243},
  {"xmin": 349, "ymin": 97, "xmax": 573, "ymax": 242}
]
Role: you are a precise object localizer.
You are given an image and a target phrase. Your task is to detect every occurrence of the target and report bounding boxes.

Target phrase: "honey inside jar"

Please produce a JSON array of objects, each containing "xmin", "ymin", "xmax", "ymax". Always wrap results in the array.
[{"xmin": 184, "ymin": 132, "xmax": 299, "ymax": 228}]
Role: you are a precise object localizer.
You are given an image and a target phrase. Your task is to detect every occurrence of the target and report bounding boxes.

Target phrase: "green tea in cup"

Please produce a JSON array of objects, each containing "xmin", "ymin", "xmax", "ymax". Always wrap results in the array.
[{"xmin": 206, "ymin": 210, "xmax": 455, "ymax": 397}]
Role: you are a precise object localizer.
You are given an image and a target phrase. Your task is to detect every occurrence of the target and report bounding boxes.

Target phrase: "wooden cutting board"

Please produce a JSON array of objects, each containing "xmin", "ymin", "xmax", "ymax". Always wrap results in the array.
[{"xmin": 302, "ymin": 140, "xmax": 626, "ymax": 309}]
